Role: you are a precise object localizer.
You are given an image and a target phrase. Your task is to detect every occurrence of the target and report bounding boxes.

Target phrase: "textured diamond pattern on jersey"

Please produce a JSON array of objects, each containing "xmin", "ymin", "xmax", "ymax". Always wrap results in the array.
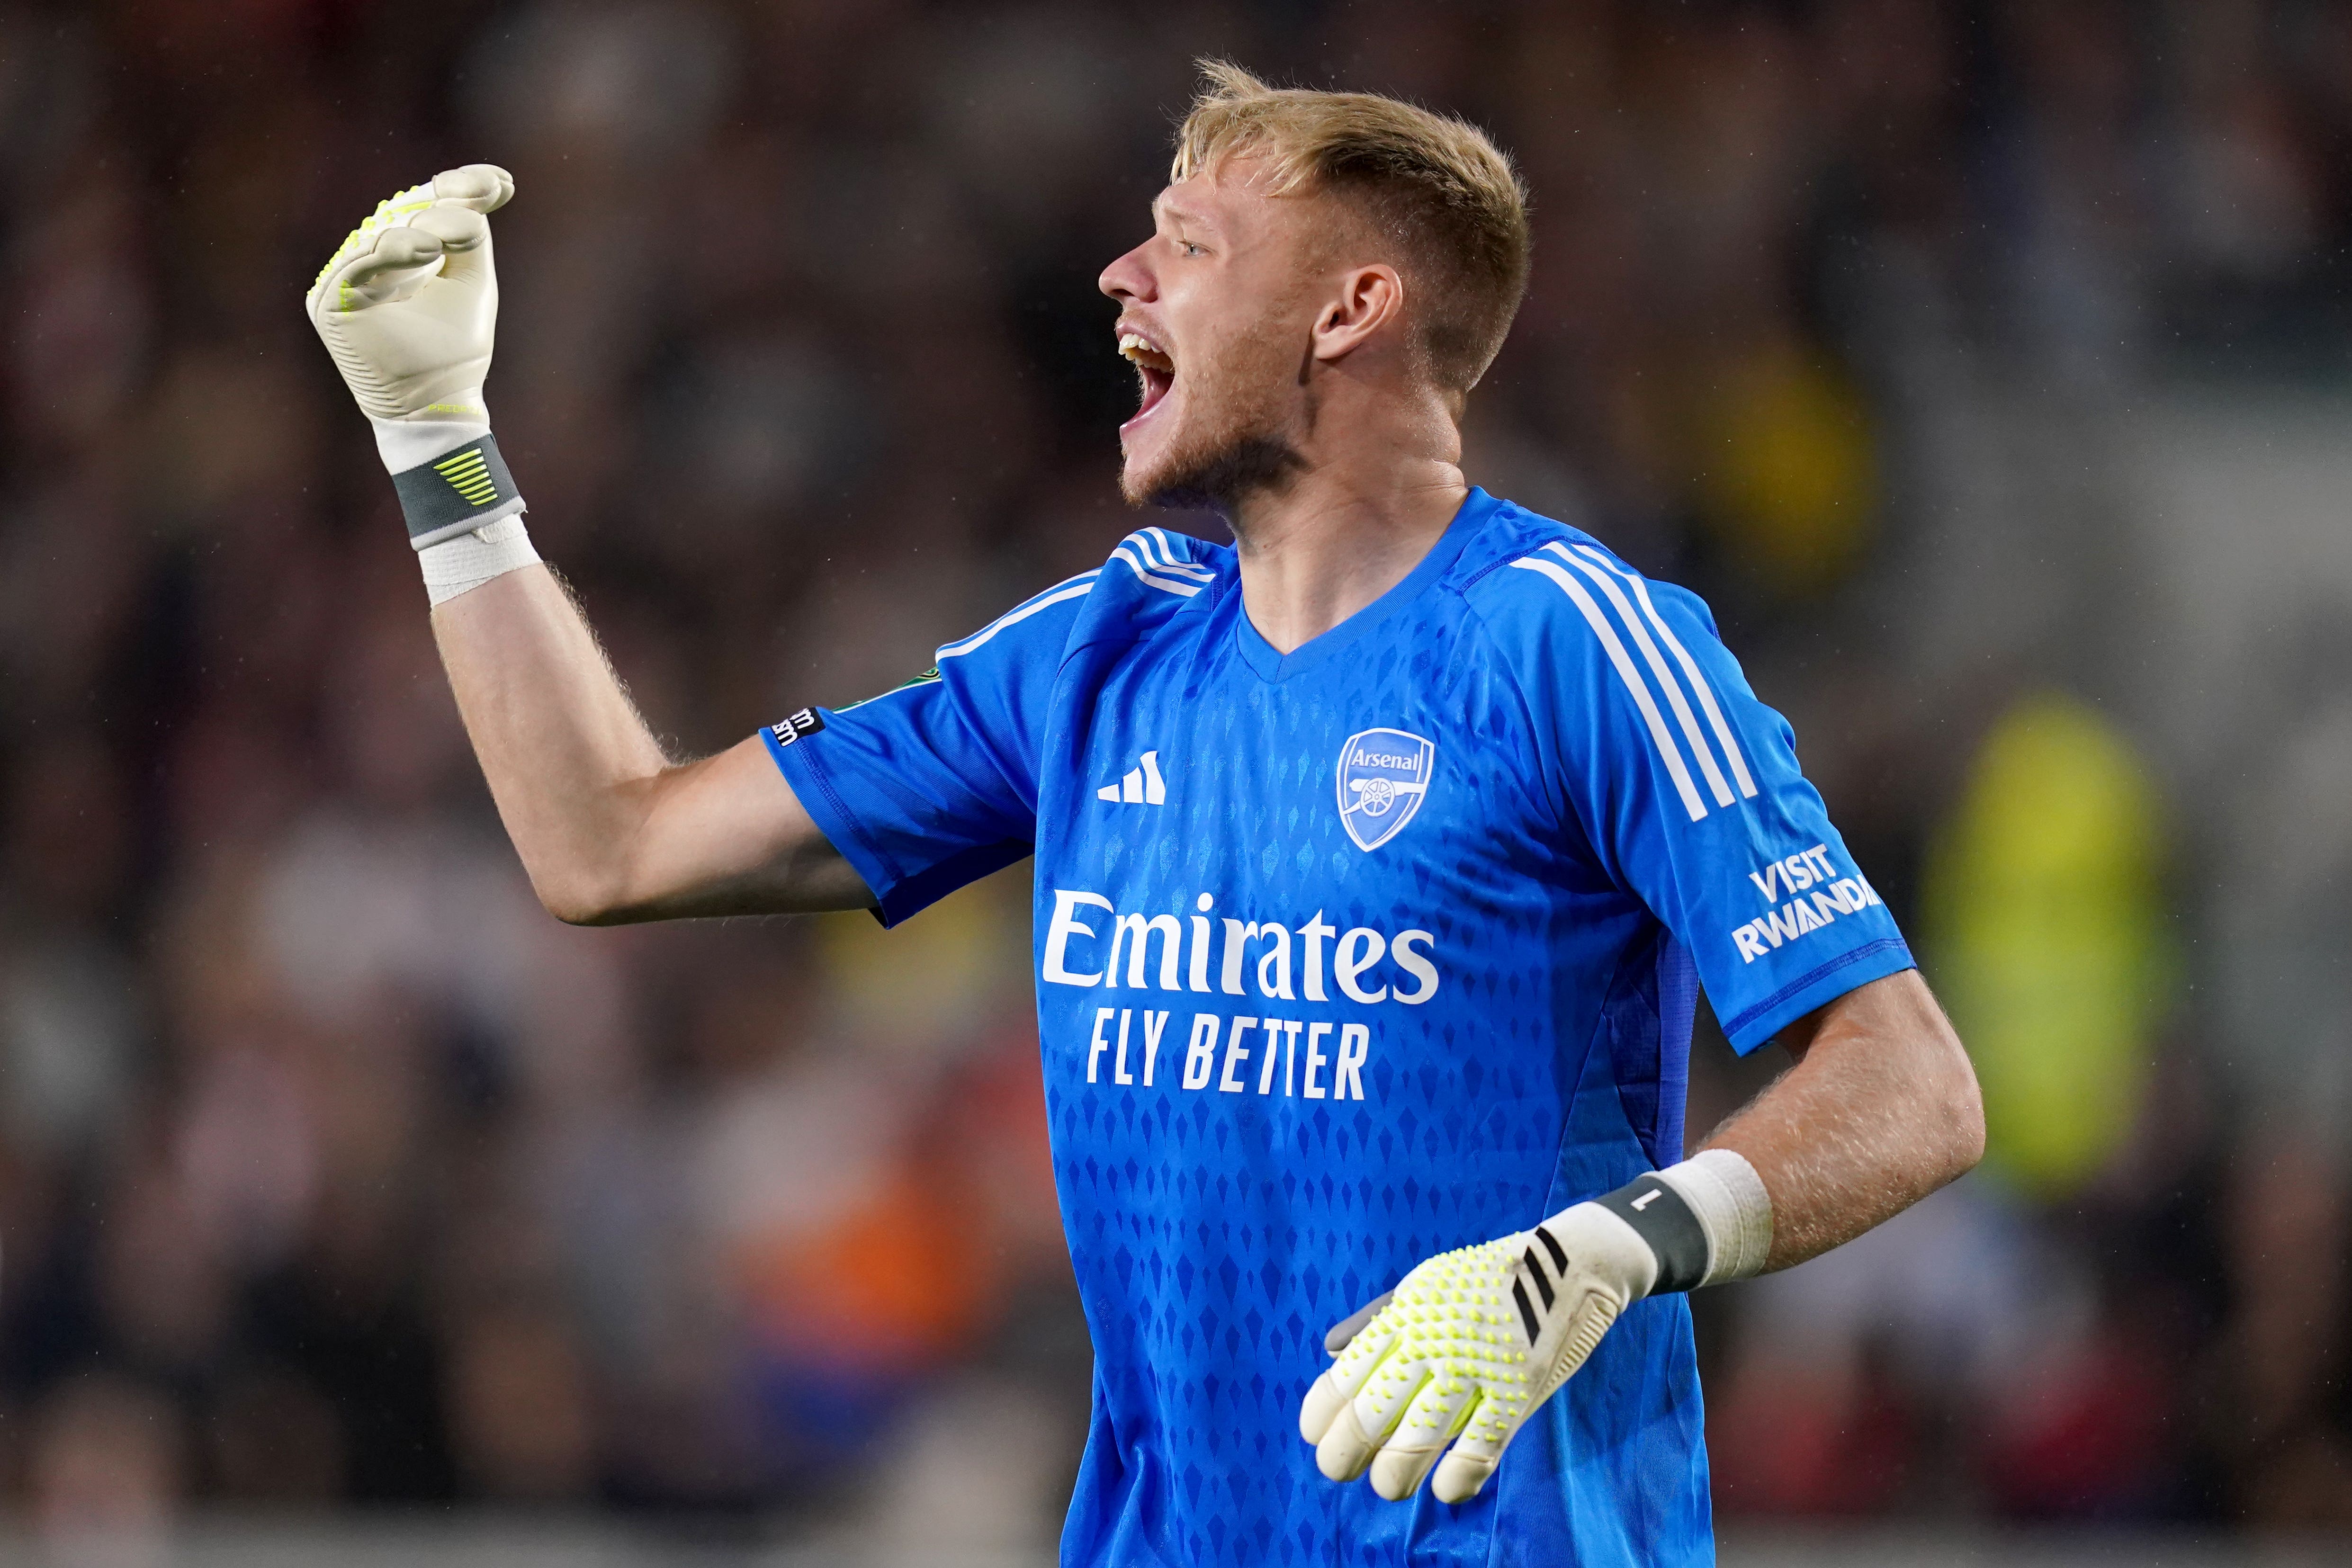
[{"xmin": 763, "ymin": 499, "xmax": 1915, "ymax": 1568}]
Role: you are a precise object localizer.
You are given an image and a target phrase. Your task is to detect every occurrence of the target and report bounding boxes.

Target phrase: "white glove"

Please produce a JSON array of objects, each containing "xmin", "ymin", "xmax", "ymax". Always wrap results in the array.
[
  {"xmin": 1299, "ymin": 1150, "xmax": 1772, "ymax": 1504},
  {"xmin": 305, "ymin": 165, "xmax": 528, "ymax": 549}
]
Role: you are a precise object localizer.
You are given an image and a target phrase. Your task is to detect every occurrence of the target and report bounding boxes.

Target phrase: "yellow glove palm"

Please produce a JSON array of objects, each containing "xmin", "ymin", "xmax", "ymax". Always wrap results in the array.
[{"xmin": 1298, "ymin": 1204, "xmax": 1656, "ymax": 1504}]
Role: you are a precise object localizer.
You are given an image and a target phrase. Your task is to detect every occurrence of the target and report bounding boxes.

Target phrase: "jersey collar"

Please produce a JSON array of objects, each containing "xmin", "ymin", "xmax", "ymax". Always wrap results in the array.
[{"xmin": 1230, "ymin": 486, "xmax": 1498, "ymax": 684}]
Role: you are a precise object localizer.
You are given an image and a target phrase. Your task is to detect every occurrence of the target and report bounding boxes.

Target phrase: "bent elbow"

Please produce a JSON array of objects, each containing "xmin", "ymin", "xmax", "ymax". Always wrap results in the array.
[
  {"xmin": 1942, "ymin": 1046, "xmax": 1988, "ymax": 1182},
  {"xmin": 527, "ymin": 866, "xmax": 633, "ymax": 927},
  {"xmin": 535, "ymin": 884, "xmax": 611, "ymax": 927},
  {"xmin": 1950, "ymin": 1094, "xmax": 1987, "ymax": 1182},
  {"xmin": 544, "ymin": 894, "xmax": 620, "ymax": 927}
]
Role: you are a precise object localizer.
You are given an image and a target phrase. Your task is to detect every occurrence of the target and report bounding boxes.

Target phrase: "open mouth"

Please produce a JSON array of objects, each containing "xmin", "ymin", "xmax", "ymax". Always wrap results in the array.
[{"xmin": 1118, "ymin": 328, "xmax": 1176, "ymax": 427}]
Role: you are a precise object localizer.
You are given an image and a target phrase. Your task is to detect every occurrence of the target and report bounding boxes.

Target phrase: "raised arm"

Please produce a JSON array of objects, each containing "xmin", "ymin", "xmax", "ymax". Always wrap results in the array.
[
  {"xmin": 431, "ymin": 567, "xmax": 871, "ymax": 923},
  {"xmin": 306, "ymin": 166, "xmax": 870, "ymax": 925}
]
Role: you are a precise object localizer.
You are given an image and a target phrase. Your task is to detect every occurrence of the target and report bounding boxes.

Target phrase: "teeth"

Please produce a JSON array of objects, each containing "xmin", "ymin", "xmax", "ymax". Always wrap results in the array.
[{"xmin": 1118, "ymin": 332, "xmax": 1166, "ymax": 366}]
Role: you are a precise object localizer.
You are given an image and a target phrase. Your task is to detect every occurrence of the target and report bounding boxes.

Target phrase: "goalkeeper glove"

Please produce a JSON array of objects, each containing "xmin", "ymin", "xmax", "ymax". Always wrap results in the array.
[
  {"xmin": 306, "ymin": 165, "xmax": 540, "ymax": 603},
  {"xmin": 1298, "ymin": 1148, "xmax": 1771, "ymax": 1505}
]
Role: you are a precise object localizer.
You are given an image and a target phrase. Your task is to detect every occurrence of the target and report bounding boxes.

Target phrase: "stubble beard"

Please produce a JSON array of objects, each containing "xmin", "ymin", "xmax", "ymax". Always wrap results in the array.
[{"xmin": 1120, "ymin": 346, "xmax": 1307, "ymax": 515}]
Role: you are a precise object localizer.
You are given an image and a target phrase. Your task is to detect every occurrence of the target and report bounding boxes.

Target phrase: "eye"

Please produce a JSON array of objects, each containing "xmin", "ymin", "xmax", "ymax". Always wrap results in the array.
[{"xmin": 1178, "ymin": 240, "xmax": 1206, "ymax": 258}]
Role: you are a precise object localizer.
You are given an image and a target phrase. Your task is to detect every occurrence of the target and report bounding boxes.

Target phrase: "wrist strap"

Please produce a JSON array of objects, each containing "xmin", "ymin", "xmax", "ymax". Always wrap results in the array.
[
  {"xmin": 1591, "ymin": 1174, "xmax": 1711, "ymax": 1295},
  {"xmin": 394, "ymin": 430, "xmax": 526, "ymax": 548},
  {"xmin": 1592, "ymin": 1149, "xmax": 1774, "ymax": 1295}
]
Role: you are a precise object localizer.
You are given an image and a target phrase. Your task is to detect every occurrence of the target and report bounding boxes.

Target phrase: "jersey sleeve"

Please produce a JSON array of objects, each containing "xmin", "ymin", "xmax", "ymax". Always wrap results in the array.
[
  {"xmin": 1476, "ymin": 539, "xmax": 1914, "ymax": 1052},
  {"xmin": 760, "ymin": 573, "xmax": 1095, "ymax": 927}
]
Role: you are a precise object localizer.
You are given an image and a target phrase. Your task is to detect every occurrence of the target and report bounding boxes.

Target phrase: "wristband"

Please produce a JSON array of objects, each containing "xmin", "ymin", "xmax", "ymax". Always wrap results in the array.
[
  {"xmin": 393, "ymin": 430, "xmax": 526, "ymax": 548},
  {"xmin": 1587, "ymin": 1148, "xmax": 1773, "ymax": 1294}
]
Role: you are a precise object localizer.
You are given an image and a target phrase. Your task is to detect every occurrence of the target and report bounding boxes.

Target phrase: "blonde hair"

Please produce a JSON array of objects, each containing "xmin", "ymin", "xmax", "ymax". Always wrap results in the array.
[{"xmin": 1171, "ymin": 60, "xmax": 1532, "ymax": 394}]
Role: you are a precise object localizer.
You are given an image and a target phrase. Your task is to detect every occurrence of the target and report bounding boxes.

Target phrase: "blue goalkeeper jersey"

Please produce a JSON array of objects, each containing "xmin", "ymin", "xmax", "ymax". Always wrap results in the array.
[{"xmin": 763, "ymin": 489, "xmax": 1912, "ymax": 1568}]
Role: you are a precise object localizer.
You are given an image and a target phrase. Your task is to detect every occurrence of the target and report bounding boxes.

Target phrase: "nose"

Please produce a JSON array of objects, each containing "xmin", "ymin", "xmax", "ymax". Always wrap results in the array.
[{"xmin": 1099, "ymin": 237, "xmax": 1155, "ymax": 305}]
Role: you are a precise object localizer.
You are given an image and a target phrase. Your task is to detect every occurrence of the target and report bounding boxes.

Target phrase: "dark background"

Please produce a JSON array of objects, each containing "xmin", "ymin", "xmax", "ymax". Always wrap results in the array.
[{"xmin": 3, "ymin": 0, "xmax": 2351, "ymax": 1550}]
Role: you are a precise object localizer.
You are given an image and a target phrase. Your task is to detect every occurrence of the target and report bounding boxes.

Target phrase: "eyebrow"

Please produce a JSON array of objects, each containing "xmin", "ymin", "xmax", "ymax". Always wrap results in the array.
[{"xmin": 1153, "ymin": 196, "xmax": 1216, "ymax": 233}]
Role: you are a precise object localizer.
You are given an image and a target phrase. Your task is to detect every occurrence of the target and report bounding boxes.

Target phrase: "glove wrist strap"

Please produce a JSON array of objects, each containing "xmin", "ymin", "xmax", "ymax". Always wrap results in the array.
[
  {"xmin": 392, "ymin": 429, "xmax": 527, "ymax": 548},
  {"xmin": 1588, "ymin": 1148, "xmax": 1774, "ymax": 1296}
]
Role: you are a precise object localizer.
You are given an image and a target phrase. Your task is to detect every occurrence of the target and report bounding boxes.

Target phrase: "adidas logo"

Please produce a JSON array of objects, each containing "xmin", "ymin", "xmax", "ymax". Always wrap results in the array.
[
  {"xmin": 1095, "ymin": 750, "xmax": 1167, "ymax": 805},
  {"xmin": 435, "ymin": 446, "xmax": 500, "ymax": 506}
]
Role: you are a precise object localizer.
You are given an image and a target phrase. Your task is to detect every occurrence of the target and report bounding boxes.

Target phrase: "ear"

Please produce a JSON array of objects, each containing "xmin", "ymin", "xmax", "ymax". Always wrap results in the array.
[{"xmin": 1309, "ymin": 264, "xmax": 1405, "ymax": 365}]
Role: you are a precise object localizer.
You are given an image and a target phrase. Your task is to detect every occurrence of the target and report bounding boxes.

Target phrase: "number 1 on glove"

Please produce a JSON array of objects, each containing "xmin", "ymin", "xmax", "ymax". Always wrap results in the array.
[{"xmin": 1298, "ymin": 1150, "xmax": 1772, "ymax": 1504}]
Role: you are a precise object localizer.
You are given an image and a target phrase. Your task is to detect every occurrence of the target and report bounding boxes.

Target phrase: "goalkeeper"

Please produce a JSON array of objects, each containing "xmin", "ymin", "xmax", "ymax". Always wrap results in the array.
[{"xmin": 308, "ymin": 66, "xmax": 1982, "ymax": 1568}]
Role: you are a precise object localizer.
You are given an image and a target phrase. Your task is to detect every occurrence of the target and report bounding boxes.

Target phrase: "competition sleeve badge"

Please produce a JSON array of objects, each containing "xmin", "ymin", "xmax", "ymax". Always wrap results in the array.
[{"xmin": 1336, "ymin": 728, "xmax": 1436, "ymax": 851}]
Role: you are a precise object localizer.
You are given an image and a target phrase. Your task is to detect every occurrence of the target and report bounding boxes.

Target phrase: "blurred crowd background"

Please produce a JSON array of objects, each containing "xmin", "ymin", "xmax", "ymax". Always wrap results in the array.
[{"xmin": 4, "ymin": 0, "xmax": 2352, "ymax": 1554}]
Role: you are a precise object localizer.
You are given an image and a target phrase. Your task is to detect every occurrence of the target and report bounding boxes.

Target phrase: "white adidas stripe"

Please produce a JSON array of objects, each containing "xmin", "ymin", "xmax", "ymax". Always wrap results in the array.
[
  {"xmin": 1569, "ymin": 544, "xmax": 1756, "ymax": 798},
  {"xmin": 1113, "ymin": 541, "xmax": 1205, "ymax": 597},
  {"xmin": 935, "ymin": 533, "xmax": 1212, "ymax": 665},
  {"xmin": 1139, "ymin": 528, "xmax": 1215, "ymax": 580},
  {"xmin": 1510, "ymin": 556, "xmax": 1710, "ymax": 821},
  {"xmin": 936, "ymin": 573, "xmax": 1098, "ymax": 660},
  {"xmin": 1547, "ymin": 544, "xmax": 1734, "ymax": 808},
  {"xmin": 1138, "ymin": 531, "xmax": 1213, "ymax": 581}
]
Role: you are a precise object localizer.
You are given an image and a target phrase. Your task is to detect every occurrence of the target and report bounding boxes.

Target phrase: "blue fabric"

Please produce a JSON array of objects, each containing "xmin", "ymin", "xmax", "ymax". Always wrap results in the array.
[{"xmin": 765, "ymin": 490, "xmax": 1915, "ymax": 1568}]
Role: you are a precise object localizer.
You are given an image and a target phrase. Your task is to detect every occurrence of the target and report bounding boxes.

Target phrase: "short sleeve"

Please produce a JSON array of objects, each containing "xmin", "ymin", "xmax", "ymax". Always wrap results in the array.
[
  {"xmin": 1478, "ymin": 539, "xmax": 1914, "ymax": 1052},
  {"xmin": 763, "ymin": 574, "xmax": 1093, "ymax": 926}
]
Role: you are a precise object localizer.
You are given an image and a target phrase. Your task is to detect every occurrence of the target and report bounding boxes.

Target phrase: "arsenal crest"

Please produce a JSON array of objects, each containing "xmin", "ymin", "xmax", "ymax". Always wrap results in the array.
[{"xmin": 1336, "ymin": 728, "xmax": 1436, "ymax": 851}]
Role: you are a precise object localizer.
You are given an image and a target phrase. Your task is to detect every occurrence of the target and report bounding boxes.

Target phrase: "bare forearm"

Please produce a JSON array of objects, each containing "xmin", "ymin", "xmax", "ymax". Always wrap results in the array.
[
  {"xmin": 1701, "ymin": 969, "xmax": 1984, "ymax": 1272},
  {"xmin": 430, "ymin": 564, "xmax": 871, "ymax": 923},
  {"xmin": 431, "ymin": 564, "xmax": 672, "ymax": 915}
]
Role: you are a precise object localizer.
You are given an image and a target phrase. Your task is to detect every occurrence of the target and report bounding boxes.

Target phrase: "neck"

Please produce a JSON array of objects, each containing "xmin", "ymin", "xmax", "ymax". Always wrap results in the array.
[{"xmin": 1224, "ymin": 446, "xmax": 1468, "ymax": 656}]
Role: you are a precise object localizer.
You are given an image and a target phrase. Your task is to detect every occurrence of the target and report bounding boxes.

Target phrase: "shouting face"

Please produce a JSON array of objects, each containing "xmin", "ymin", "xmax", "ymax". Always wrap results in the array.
[{"xmin": 1098, "ymin": 161, "xmax": 1336, "ymax": 512}]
